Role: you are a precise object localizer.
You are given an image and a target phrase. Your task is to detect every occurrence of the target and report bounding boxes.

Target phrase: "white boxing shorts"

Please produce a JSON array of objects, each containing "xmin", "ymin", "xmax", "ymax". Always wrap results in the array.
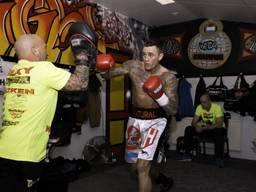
[{"xmin": 125, "ymin": 107, "xmax": 167, "ymax": 163}]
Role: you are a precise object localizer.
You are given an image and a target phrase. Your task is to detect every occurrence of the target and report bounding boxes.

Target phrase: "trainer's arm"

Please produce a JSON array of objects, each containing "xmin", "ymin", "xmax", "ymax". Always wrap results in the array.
[{"xmin": 61, "ymin": 65, "xmax": 89, "ymax": 91}]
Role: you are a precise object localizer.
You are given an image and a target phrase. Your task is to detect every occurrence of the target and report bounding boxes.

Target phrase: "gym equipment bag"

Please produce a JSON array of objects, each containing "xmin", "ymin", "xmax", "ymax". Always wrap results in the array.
[{"xmin": 206, "ymin": 76, "xmax": 228, "ymax": 101}]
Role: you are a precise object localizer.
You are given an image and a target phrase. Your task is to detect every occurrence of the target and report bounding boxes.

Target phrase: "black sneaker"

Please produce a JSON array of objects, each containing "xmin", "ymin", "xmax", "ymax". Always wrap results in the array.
[
  {"xmin": 178, "ymin": 153, "xmax": 192, "ymax": 162},
  {"xmin": 159, "ymin": 176, "xmax": 174, "ymax": 192},
  {"xmin": 216, "ymin": 158, "xmax": 225, "ymax": 168}
]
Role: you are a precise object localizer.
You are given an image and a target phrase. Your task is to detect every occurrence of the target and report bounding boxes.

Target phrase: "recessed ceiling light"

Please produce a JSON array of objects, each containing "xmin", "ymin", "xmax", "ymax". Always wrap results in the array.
[
  {"xmin": 172, "ymin": 11, "xmax": 179, "ymax": 16},
  {"xmin": 155, "ymin": 0, "xmax": 175, "ymax": 5}
]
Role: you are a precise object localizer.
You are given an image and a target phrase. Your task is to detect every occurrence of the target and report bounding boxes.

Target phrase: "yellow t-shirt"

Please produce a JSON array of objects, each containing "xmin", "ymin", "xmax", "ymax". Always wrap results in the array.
[
  {"xmin": 195, "ymin": 103, "xmax": 225, "ymax": 128},
  {"xmin": 0, "ymin": 60, "xmax": 71, "ymax": 162}
]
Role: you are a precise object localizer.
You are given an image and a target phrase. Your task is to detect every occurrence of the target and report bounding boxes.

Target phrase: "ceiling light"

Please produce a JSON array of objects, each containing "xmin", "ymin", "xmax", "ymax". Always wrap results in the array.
[
  {"xmin": 172, "ymin": 11, "xmax": 179, "ymax": 16},
  {"xmin": 155, "ymin": 0, "xmax": 175, "ymax": 5}
]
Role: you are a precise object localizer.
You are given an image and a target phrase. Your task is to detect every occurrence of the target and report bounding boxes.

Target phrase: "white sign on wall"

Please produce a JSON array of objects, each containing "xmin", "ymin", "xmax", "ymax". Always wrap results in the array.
[
  {"xmin": 0, "ymin": 58, "xmax": 14, "ymax": 95},
  {"xmin": 0, "ymin": 58, "xmax": 15, "ymax": 126}
]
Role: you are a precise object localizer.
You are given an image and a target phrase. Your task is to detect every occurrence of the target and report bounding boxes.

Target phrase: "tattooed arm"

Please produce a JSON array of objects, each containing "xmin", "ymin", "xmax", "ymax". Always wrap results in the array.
[
  {"xmin": 100, "ymin": 60, "xmax": 135, "ymax": 79},
  {"xmin": 161, "ymin": 71, "xmax": 178, "ymax": 116},
  {"xmin": 61, "ymin": 65, "xmax": 89, "ymax": 91}
]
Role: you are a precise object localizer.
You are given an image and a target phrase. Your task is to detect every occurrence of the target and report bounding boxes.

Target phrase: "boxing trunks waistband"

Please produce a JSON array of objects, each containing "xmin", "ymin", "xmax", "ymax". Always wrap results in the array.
[{"xmin": 130, "ymin": 107, "xmax": 167, "ymax": 120}]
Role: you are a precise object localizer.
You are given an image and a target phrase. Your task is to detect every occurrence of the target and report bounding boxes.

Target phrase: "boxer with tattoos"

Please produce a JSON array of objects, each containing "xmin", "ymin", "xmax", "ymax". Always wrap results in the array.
[
  {"xmin": 0, "ymin": 22, "xmax": 98, "ymax": 192},
  {"xmin": 97, "ymin": 40, "xmax": 178, "ymax": 192}
]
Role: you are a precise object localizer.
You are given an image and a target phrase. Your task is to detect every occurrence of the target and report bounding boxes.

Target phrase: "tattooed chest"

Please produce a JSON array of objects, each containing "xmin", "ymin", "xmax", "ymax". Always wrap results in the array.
[{"xmin": 129, "ymin": 68, "xmax": 149, "ymax": 85}]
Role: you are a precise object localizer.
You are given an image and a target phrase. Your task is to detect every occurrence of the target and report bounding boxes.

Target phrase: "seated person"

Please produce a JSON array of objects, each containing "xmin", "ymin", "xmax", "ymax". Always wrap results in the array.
[{"xmin": 179, "ymin": 93, "xmax": 226, "ymax": 167}]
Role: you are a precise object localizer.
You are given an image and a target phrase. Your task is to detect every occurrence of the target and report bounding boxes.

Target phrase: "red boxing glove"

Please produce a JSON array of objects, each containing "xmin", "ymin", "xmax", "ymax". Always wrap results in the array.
[
  {"xmin": 96, "ymin": 54, "xmax": 115, "ymax": 71},
  {"xmin": 143, "ymin": 76, "xmax": 169, "ymax": 106}
]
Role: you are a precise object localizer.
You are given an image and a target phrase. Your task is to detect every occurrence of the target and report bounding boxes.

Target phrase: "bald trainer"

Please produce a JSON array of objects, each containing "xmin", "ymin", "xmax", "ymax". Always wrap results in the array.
[{"xmin": 0, "ymin": 31, "xmax": 94, "ymax": 192}]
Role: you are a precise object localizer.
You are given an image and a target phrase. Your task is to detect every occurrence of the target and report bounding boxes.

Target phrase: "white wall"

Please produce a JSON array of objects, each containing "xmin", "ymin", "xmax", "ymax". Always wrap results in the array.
[
  {"xmin": 0, "ymin": 60, "xmax": 15, "ymax": 125},
  {"xmin": 50, "ymin": 119, "xmax": 105, "ymax": 159},
  {"xmin": 169, "ymin": 76, "xmax": 256, "ymax": 160},
  {"xmin": 51, "ymin": 78, "xmax": 107, "ymax": 160}
]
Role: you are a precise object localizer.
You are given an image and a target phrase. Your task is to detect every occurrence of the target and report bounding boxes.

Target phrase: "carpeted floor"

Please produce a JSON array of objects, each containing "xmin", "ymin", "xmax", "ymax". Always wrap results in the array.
[{"xmin": 69, "ymin": 151, "xmax": 256, "ymax": 192}]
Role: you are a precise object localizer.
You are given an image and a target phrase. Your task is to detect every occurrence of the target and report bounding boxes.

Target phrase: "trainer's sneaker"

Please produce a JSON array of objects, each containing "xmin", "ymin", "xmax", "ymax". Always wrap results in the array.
[
  {"xmin": 159, "ymin": 176, "xmax": 174, "ymax": 192},
  {"xmin": 216, "ymin": 158, "xmax": 225, "ymax": 168},
  {"xmin": 178, "ymin": 153, "xmax": 193, "ymax": 162}
]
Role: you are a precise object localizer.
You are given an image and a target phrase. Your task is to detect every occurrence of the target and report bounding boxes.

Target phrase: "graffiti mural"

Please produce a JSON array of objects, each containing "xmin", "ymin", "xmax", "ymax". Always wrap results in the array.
[
  {"xmin": 0, "ymin": 0, "xmax": 149, "ymax": 65},
  {"xmin": 94, "ymin": 5, "xmax": 149, "ymax": 59},
  {"xmin": 129, "ymin": 18, "xmax": 149, "ymax": 60},
  {"xmin": 0, "ymin": 0, "xmax": 99, "ymax": 65}
]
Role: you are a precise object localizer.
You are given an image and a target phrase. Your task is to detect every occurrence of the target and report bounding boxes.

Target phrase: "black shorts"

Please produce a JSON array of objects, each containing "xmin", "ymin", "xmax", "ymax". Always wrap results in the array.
[
  {"xmin": 130, "ymin": 106, "xmax": 167, "ymax": 119},
  {"xmin": 0, "ymin": 157, "xmax": 44, "ymax": 192}
]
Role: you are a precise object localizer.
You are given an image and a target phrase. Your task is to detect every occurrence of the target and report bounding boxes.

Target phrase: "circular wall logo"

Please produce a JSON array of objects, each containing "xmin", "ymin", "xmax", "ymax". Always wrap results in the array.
[{"xmin": 188, "ymin": 20, "xmax": 232, "ymax": 69}]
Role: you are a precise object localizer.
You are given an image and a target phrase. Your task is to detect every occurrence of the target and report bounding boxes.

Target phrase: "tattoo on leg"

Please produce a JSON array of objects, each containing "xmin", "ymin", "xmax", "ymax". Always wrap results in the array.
[{"xmin": 26, "ymin": 178, "xmax": 39, "ymax": 188}]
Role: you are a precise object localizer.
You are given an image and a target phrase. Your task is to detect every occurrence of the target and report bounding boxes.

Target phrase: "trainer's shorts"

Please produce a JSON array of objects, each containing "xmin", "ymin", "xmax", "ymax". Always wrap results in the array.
[{"xmin": 125, "ymin": 107, "xmax": 167, "ymax": 163}]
